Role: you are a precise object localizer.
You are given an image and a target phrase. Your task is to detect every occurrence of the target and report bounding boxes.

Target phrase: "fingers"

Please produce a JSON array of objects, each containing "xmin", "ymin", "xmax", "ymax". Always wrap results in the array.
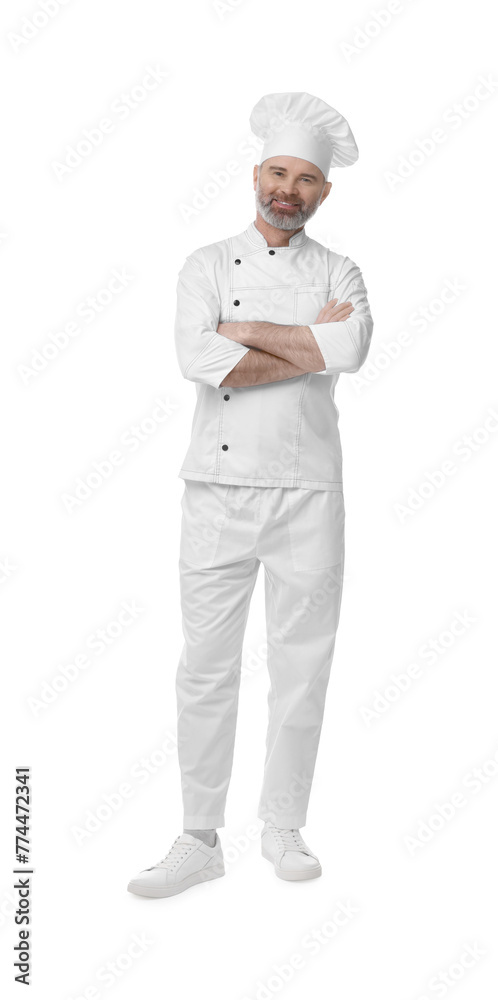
[
  {"xmin": 314, "ymin": 298, "xmax": 355, "ymax": 324},
  {"xmin": 334, "ymin": 305, "xmax": 354, "ymax": 316},
  {"xmin": 329, "ymin": 298, "xmax": 353, "ymax": 309},
  {"xmin": 324, "ymin": 300, "xmax": 354, "ymax": 321}
]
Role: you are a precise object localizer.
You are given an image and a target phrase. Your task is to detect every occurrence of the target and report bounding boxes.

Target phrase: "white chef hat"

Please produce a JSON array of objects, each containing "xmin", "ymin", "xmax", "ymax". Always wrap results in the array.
[{"xmin": 249, "ymin": 91, "xmax": 358, "ymax": 179}]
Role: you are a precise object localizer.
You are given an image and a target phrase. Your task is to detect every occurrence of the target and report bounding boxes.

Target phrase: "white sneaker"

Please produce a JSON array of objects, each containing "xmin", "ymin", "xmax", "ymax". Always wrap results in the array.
[
  {"xmin": 261, "ymin": 823, "xmax": 322, "ymax": 881},
  {"xmin": 127, "ymin": 833, "xmax": 225, "ymax": 898}
]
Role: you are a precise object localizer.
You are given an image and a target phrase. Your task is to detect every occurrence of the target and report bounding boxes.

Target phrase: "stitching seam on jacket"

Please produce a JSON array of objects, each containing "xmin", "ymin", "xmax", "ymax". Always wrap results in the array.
[
  {"xmin": 183, "ymin": 333, "xmax": 220, "ymax": 380},
  {"xmin": 344, "ymin": 318, "xmax": 361, "ymax": 368},
  {"xmin": 183, "ymin": 250, "xmax": 224, "ymax": 382},
  {"xmin": 293, "ymin": 375, "xmax": 307, "ymax": 482}
]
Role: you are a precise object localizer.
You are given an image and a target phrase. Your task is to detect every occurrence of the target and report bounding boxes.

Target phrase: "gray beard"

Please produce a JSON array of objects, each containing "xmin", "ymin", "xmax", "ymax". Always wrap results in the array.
[{"xmin": 255, "ymin": 184, "xmax": 322, "ymax": 231}]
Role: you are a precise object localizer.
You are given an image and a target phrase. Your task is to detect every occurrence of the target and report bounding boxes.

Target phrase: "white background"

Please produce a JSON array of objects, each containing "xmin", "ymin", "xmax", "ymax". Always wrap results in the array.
[{"xmin": 1, "ymin": 0, "xmax": 497, "ymax": 997}]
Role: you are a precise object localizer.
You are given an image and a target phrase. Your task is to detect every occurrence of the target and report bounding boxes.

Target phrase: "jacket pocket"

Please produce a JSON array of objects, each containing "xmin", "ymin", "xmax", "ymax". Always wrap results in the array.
[
  {"xmin": 230, "ymin": 284, "xmax": 295, "ymax": 326},
  {"xmin": 293, "ymin": 283, "xmax": 330, "ymax": 325}
]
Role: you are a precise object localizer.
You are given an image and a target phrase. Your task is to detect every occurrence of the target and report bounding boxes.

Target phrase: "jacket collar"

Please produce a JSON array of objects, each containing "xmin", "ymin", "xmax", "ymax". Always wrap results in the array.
[{"xmin": 244, "ymin": 220, "xmax": 308, "ymax": 249}]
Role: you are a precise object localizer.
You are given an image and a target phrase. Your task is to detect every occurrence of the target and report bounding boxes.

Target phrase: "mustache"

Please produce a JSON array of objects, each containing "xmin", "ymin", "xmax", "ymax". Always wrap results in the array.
[{"xmin": 268, "ymin": 197, "xmax": 302, "ymax": 207}]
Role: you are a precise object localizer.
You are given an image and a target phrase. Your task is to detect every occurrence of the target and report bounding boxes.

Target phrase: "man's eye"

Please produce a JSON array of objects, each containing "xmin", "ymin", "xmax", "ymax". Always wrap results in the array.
[{"xmin": 273, "ymin": 172, "xmax": 311, "ymax": 182}]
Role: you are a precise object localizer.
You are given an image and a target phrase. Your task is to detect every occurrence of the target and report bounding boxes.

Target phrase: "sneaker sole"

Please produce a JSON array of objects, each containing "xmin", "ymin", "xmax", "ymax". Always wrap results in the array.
[
  {"xmin": 261, "ymin": 845, "xmax": 322, "ymax": 881},
  {"xmin": 127, "ymin": 863, "xmax": 225, "ymax": 898}
]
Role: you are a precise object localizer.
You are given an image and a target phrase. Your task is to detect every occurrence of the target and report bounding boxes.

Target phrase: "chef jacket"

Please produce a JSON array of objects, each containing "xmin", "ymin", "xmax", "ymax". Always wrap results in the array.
[{"xmin": 174, "ymin": 221, "xmax": 374, "ymax": 491}]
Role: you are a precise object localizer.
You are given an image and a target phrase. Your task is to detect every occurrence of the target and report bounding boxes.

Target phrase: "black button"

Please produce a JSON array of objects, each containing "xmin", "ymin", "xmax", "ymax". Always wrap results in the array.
[
  {"xmin": 268, "ymin": 249, "xmax": 276, "ymax": 255},
  {"xmin": 234, "ymin": 258, "xmax": 241, "ymax": 264},
  {"xmin": 233, "ymin": 300, "xmax": 240, "ymax": 306},
  {"xmin": 221, "ymin": 444, "xmax": 228, "ymax": 451},
  {"xmin": 223, "ymin": 394, "xmax": 230, "ymax": 401}
]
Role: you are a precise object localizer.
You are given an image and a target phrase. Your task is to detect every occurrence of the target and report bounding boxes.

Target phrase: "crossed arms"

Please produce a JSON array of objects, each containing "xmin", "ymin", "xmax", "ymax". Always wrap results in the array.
[
  {"xmin": 218, "ymin": 302, "xmax": 353, "ymax": 387},
  {"xmin": 174, "ymin": 252, "xmax": 374, "ymax": 390}
]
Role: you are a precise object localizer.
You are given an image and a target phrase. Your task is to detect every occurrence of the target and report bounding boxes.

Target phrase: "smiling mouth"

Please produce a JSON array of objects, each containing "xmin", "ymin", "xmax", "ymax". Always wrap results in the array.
[{"xmin": 272, "ymin": 199, "xmax": 300, "ymax": 209}]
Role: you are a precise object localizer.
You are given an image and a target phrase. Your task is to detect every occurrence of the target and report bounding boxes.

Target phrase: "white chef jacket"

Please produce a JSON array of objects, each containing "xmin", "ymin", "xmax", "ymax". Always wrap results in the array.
[{"xmin": 174, "ymin": 221, "xmax": 374, "ymax": 491}]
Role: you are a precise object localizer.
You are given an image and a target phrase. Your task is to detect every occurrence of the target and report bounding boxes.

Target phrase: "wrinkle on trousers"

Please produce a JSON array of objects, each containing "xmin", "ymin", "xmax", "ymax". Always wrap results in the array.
[{"xmin": 176, "ymin": 480, "xmax": 345, "ymax": 829}]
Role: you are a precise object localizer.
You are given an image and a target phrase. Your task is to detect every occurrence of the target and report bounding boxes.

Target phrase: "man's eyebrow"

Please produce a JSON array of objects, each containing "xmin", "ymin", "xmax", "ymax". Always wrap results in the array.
[{"xmin": 267, "ymin": 165, "xmax": 319, "ymax": 180}]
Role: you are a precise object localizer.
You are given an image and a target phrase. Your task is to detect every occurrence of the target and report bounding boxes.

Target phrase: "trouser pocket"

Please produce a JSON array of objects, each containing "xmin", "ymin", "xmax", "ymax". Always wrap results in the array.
[
  {"xmin": 286, "ymin": 488, "xmax": 345, "ymax": 571},
  {"xmin": 180, "ymin": 480, "xmax": 232, "ymax": 568}
]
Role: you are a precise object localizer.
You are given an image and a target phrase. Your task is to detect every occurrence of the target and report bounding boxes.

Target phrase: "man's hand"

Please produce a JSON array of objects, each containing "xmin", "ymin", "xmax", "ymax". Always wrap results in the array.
[{"xmin": 314, "ymin": 297, "xmax": 355, "ymax": 323}]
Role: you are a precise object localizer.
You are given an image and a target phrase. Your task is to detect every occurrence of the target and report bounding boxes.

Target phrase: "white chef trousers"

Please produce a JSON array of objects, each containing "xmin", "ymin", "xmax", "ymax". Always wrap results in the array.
[{"xmin": 176, "ymin": 480, "xmax": 345, "ymax": 830}]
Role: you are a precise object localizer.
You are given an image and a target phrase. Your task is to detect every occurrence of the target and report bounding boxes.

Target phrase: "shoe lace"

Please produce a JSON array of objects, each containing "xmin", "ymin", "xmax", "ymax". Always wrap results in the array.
[
  {"xmin": 152, "ymin": 837, "xmax": 194, "ymax": 871},
  {"xmin": 269, "ymin": 827, "xmax": 308, "ymax": 853}
]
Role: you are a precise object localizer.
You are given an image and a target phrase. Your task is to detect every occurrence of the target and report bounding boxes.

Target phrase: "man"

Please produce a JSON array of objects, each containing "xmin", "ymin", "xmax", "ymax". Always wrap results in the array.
[{"xmin": 128, "ymin": 92, "xmax": 374, "ymax": 898}]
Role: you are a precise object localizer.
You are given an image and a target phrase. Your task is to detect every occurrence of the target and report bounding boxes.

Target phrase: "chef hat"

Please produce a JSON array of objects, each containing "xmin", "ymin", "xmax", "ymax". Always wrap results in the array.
[{"xmin": 249, "ymin": 91, "xmax": 358, "ymax": 179}]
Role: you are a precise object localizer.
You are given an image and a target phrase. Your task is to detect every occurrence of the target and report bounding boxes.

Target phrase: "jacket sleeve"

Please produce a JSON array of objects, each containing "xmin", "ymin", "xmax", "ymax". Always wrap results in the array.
[
  {"xmin": 174, "ymin": 253, "xmax": 251, "ymax": 389},
  {"xmin": 308, "ymin": 257, "xmax": 374, "ymax": 374}
]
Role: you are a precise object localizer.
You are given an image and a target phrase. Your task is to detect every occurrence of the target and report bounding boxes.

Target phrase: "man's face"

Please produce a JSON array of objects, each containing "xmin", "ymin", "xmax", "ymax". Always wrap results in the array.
[{"xmin": 254, "ymin": 156, "xmax": 331, "ymax": 230}]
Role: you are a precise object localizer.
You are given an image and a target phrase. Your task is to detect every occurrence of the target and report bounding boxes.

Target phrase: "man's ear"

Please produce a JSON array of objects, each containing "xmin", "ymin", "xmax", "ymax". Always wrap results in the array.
[
  {"xmin": 320, "ymin": 181, "xmax": 332, "ymax": 205},
  {"xmin": 253, "ymin": 164, "xmax": 259, "ymax": 189}
]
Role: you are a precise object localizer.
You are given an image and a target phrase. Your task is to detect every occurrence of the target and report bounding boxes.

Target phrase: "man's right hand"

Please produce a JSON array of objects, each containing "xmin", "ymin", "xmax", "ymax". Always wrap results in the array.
[{"xmin": 314, "ymin": 298, "xmax": 354, "ymax": 323}]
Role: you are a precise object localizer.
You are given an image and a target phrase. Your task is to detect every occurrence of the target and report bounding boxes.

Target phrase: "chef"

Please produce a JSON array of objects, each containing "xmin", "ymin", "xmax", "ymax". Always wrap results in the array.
[{"xmin": 128, "ymin": 92, "xmax": 374, "ymax": 898}]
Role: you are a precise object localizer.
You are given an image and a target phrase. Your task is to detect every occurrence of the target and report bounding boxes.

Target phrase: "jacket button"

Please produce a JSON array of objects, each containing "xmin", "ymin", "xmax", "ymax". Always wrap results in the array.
[
  {"xmin": 223, "ymin": 394, "xmax": 230, "ymax": 401},
  {"xmin": 268, "ymin": 249, "xmax": 275, "ymax": 255},
  {"xmin": 234, "ymin": 258, "xmax": 241, "ymax": 264},
  {"xmin": 233, "ymin": 299, "xmax": 240, "ymax": 306},
  {"xmin": 221, "ymin": 444, "xmax": 228, "ymax": 451}
]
